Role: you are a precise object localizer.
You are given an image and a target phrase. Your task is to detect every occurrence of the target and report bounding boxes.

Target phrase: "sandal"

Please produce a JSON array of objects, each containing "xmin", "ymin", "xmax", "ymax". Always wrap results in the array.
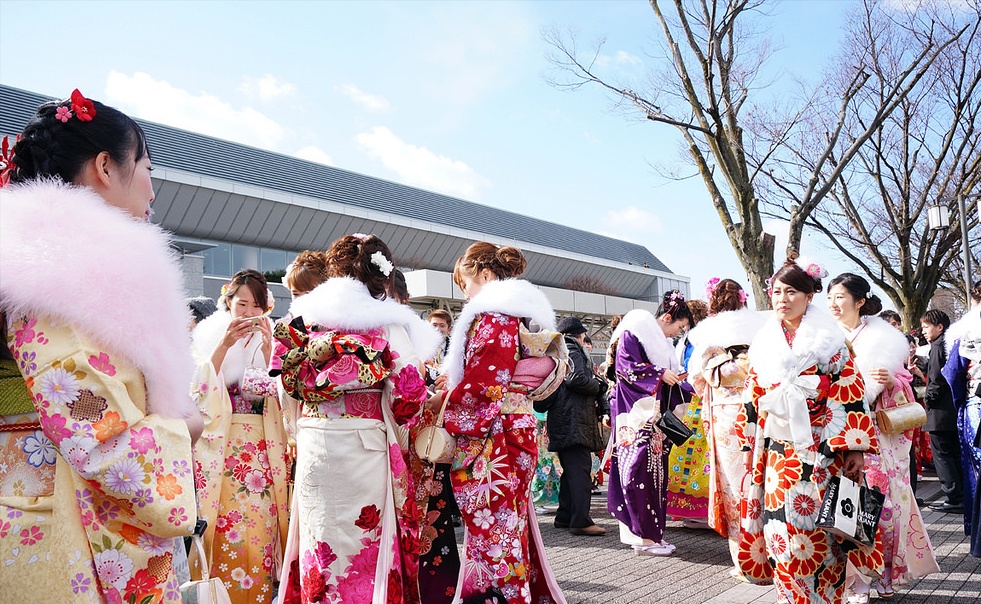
[{"xmin": 874, "ymin": 584, "xmax": 895, "ymax": 599}]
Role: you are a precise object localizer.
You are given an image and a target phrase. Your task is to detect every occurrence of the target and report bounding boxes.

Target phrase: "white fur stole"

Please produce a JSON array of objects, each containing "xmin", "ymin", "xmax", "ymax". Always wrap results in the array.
[
  {"xmin": 845, "ymin": 315, "xmax": 909, "ymax": 405},
  {"xmin": 687, "ymin": 307, "xmax": 768, "ymax": 376},
  {"xmin": 442, "ymin": 279, "xmax": 556, "ymax": 389},
  {"xmin": 0, "ymin": 180, "xmax": 198, "ymax": 419},
  {"xmin": 947, "ymin": 306, "xmax": 981, "ymax": 355},
  {"xmin": 191, "ymin": 310, "xmax": 270, "ymax": 387},
  {"xmin": 610, "ymin": 309, "xmax": 679, "ymax": 371},
  {"xmin": 749, "ymin": 304, "xmax": 845, "ymax": 387}
]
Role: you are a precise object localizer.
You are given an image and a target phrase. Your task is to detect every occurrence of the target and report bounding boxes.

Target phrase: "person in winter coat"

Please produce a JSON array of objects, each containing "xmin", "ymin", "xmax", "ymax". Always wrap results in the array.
[
  {"xmin": 546, "ymin": 317, "xmax": 609, "ymax": 536},
  {"xmin": 921, "ymin": 309, "xmax": 964, "ymax": 512}
]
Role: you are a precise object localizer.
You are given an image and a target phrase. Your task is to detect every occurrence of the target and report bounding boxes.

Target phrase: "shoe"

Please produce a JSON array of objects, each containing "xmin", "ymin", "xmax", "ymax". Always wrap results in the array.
[
  {"xmin": 569, "ymin": 524, "xmax": 606, "ymax": 536},
  {"xmin": 915, "ymin": 497, "xmax": 925, "ymax": 506},
  {"xmin": 658, "ymin": 540, "xmax": 676, "ymax": 552},
  {"xmin": 682, "ymin": 519, "xmax": 711, "ymax": 529},
  {"xmin": 553, "ymin": 520, "xmax": 570, "ymax": 529},
  {"xmin": 534, "ymin": 506, "xmax": 547, "ymax": 515},
  {"xmin": 633, "ymin": 543, "xmax": 673, "ymax": 556},
  {"xmin": 936, "ymin": 503, "xmax": 964, "ymax": 513},
  {"xmin": 873, "ymin": 582, "xmax": 895, "ymax": 599}
]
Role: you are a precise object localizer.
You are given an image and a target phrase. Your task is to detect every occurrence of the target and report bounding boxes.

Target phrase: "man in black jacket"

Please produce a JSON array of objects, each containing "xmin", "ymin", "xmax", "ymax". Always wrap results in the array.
[
  {"xmin": 921, "ymin": 309, "xmax": 964, "ymax": 512},
  {"xmin": 547, "ymin": 317, "xmax": 609, "ymax": 536}
]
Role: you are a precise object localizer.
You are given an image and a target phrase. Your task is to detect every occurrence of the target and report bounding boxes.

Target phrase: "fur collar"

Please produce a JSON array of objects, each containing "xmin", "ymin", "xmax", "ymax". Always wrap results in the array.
[
  {"xmin": 191, "ymin": 310, "xmax": 269, "ymax": 387},
  {"xmin": 289, "ymin": 277, "xmax": 442, "ymax": 360},
  {"xmin": 610, "ymin": 309, "xmax": 679, "ymax": 370},
  {"xmin": 843, "ymin": 315, "xmax": 909, "ymax": 405},
  {"xmin": 0, "ymin": 180, "xmax": 197, "ymax": 419},
  {"xmin": 688, "ymin": 307, "xmax": 768, "ymax": 351},
  {"xmin": 749, "ymin": 304, "xmax": 845, "ymax": 386},
  {"xmin": 442, "ymin": 279, "xmax": 556, "ymax": 389},
  {"xmin": 947, "ymin": 306, "xmax": 981, "ymax": 354}
]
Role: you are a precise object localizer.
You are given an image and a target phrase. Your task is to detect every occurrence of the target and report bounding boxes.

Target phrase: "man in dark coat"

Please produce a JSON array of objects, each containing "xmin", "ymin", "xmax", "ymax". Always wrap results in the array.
[
  {"xmin": 547, "ymin": 317, "xmax": 609, "ymax": 535},
  {"xmin": 921, "ymin": 309, "xmax": 964, "ymax": 512}
]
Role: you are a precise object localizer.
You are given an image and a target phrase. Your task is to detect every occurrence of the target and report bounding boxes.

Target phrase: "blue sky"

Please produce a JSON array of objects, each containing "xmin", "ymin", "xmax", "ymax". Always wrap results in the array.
[{"xmin": 0, "ymin": 0, "xmax": 863, "ymax": 305}]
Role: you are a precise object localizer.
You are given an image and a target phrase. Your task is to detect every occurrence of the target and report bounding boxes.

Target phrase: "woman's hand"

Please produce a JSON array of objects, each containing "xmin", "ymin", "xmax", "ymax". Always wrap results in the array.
[
  {"xmin": 661, "ymin": 369, "xmax": 682, "ymax": 386},
  {"xmin": 841, "ymin": 450, "xmax": 865, "ymax": 482},
  {"xmin": 743, "ymin": 450, "xmax": 754, "ymax": 472},
  {"xmin": 869, "ymin": 367, "xmax": 894, "ymax": 389},
  {"xmin": 221, "ymin": 316, "xmax": 255, "ymax": 349},
  {"xmin": 433, "ymin": 374, "xmax": 447, "ymax": 391}
]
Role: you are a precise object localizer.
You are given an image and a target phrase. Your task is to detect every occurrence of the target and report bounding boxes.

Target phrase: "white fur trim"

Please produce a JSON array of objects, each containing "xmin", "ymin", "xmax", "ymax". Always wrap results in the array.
[
  {"xmin": 687, "ymin": 307, "xmax": 768, "ymax": 377},
  {"xmin": 610, "ymin": 309, "xmax": 679, "ymax": 370},
  {"xmin": 191, "ymin": 310, "xmax": 269, "ymax": 386},
  {"xmin": 288, "ymin": 277, "xmax": 442, "ymax": 361},
  {"xmin": 442, "ymin": 279, "xmax": 556, "ymax": 389},
  {"xmin": 844, "ymin": 316, "xmax": 909, "ymax": 405},
  {"xmin": 749, "ymin": 304, "xmax": 845, "ymax": 387},
  {"xmin": 947, "ymin": 306, "xmax": 981, "ymax": 355},
  {"xmin": 0, "ymin": 180, "xmax": 197, "ymax": 419}
]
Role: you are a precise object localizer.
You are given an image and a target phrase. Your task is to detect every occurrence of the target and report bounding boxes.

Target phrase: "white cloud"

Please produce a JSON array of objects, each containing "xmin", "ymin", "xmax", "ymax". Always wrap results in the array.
[
  {"xmin": 354, "ymin": 126, "xmax": 489, "ymax": 199},
  {"xmin": 104, "ymin": 71, "xmax": 286, "ymax": 149},
  {"xmin": 239, "ymin": 74, "xmax": 297, "ymax": 101},
  {"xmin": 337, "ymin": 84, "xmax": 390, "ymax": 112},
  {"xmin": 294, "ymin": 145, "xmax": 333, "ymax": 166},
  {"xmin": 596, "ymin": 49, "xmax": 643, "ymax": 68},
  {"xmin": 604, "ymin": 205, "xmax": 663, "ymax": 233}
]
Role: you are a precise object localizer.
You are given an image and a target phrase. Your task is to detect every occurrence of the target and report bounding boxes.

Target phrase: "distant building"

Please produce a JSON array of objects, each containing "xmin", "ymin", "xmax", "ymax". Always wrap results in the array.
[{"xmin": 0, "ymin": 84, "xmax": 689, "ymax": 341}]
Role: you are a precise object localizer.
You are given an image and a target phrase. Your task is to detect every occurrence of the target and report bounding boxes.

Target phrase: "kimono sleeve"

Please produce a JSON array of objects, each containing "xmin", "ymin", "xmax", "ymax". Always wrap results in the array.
[
  {"xmin": 444, "ymin": 313, "xmax": 520, "ymax": 438},
  {"xmin": 21, "ymin": 331, "xmax": 197, "ymax": 538},
  {"xmin": 942, "ymin": 340, "xmax": 970, "ymax": 409},
  {"xmin": 824, "ymin": 354, "xmax": 876, "ymax": 454},
  {"xmin": 387, "ymin": 324, "xmax": 429, "ymax": 427},
  {"xmin": 736, "ymin": 369, "xmax": 764, "ymax": 452}
]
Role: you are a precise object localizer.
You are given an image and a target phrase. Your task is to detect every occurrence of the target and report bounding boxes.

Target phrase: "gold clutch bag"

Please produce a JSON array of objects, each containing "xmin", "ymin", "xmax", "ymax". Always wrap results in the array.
[
  {"xmin": 876, "ymin": 402, "xmax": 926, "ymax": 434},
  {"xmin": 414, "ymin": 393, "xmax": 456, "ymax": 464}
]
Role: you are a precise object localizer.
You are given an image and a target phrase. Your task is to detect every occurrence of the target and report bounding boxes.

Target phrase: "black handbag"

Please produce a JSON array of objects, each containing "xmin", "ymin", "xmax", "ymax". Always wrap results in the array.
[{"xmin": 654, "ymin": 384, "xmax": 694, "ymax": 446}]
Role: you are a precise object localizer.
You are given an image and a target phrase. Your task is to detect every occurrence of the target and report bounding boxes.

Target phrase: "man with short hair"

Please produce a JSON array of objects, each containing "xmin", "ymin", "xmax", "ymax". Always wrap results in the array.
[
  {"xmin": 922, "ymin": 308, "xmax": 964, "ymax": 512},
  {"xmin": 547, "ymin": 317, "xmax": 609, "ymax": 536},
  {"xmin": 426, "ymin": 309, "xmax": 452, "ymax": 388}
]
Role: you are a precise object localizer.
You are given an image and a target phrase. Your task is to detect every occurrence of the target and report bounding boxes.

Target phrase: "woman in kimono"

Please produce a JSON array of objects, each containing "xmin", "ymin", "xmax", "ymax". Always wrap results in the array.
[
  {"xmin": 275, "ymin": 234, "xmax": 441, "ymax": 604},
  {"xmin": 607, "ymin": 292, "xmax": 694, "ymax": 557},
  {"xmin": 685, "ymin": 278, "xmax": 765, "ymax": 572},
  {"xmin": 442, "ymin": 241, "xmax": 566, "ymax": 603},
  {"xmin": 736, "ymin": 258, "xmax": 875, "ymax": 604},
  {"xmin": 190, "ymin": 269, "xmax": 291, "ymax": 603},
  {"xmin": 827, "ymin": 273, "xmax": 938, "ymax": 603},
  {"xmin": 0, "ymin": 90, "xmax": 203, "ymax": 603}
]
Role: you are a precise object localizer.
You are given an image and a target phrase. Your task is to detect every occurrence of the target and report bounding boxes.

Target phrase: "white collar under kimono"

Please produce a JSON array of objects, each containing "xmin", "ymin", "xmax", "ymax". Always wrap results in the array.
[{"xmin": 749, "ymin": 304, "xmax": 845, "ymax": 448}]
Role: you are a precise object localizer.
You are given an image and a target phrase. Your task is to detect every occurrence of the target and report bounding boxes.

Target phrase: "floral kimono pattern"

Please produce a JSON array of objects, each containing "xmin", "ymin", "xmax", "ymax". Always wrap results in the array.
[
  {"xmin": 444, "ymin": 313, "xmax": 564, "ymax": 604},
  {"xmin": 2, "ymin": 316, "xmax": 198, "ymax": 603},
  {"xmin": 530, "ymin": 416, "xmax": 562, "ymax": 507},
  {"xmin": 276, "ymin": 322, "xmax": 426, "ymax": 604},
  {"xmin": 736, "ymin": 343, "xmax": 876, "ymax": 604}
]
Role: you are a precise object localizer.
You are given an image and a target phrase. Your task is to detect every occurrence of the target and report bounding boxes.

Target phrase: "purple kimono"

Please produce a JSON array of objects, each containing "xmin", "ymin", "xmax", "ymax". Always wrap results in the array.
[{"xmin": 607, "ymin": 331, "xmax": 692, "ymax": 543}]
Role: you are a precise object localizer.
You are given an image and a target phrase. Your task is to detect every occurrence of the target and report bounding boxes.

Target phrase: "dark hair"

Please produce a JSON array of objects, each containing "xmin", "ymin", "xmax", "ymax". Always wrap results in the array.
[
  {"xmin": 655, "ymin": 290, "xmax": 694, "ymax": 325},
  {"xmin": 285, "ymin": 250, "xmax": 329, "ymax": 295},
  {"xmin": 709, "ymin": 278, "xmax": 747, "ymax": 315},
  {"xmin": 428, "ymin": 309, "xmax": 452, "ymax": 326},
  {"xmin": 583, "ymin": 334, "xmax": 593, "ymax": 346},
  {"xmin": 828, "ymin": 273, "xmax": 883, "ymax": 316},
  {"xmin": 324, "ymin": 234, "xmax": 395, "ymax": 299},
  {"xmin": 972, "ymin": 280, "xmax": 981, "ymax": 304},
  {"xmin": 921, "ymin": 309, "xmax": 950, "ymax": 331},
  {"xmin": 771, "ymin": 255, "xmax": 822, "ymax": 295},
  {"xmin": 391, "ymin": 269, "xmax": 409, "ymax": 304},
  {"xmin": 187, "ymin": 296, "xmax": 218, "ymax": 325},
  {"xmin": 879, "ymin": 309, "xmax": 902, "ymax": 325},
  {"xmin": 221, "ymin": 269, "xmax": 268, "ymax": 312},
  {"xmin": 453, "ymin": 242, "xmax": 527, "ymax": 289},
  {"xmin": 9, "ymin": 91, "xmax": 149, "ymax": 185}
]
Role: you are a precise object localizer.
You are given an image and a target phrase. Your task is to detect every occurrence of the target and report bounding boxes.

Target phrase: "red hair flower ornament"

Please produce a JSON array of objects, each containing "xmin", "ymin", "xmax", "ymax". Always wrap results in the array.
[{"xmin": 70, "ymin": 89, "xmax": 96, "ymax": 122}]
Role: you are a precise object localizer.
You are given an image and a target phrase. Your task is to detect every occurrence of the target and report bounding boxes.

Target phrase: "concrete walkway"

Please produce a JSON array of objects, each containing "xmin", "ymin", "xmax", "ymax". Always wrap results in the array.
[{"xmin": 536, "ymin": 474, "xmax": 981, "ymax": 603}]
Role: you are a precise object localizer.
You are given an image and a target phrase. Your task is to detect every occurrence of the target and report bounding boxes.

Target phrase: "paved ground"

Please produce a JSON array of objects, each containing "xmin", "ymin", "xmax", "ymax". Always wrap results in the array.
[{"xmin": 535, "ymin": 474, "xmax": 981, "ymax": 604}]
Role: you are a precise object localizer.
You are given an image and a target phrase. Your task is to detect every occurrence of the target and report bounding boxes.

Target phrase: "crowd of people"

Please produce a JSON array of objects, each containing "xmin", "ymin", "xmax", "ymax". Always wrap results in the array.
[{"xmin": 1, "ymin": 91, "xmax": 979, "ymax": 604}]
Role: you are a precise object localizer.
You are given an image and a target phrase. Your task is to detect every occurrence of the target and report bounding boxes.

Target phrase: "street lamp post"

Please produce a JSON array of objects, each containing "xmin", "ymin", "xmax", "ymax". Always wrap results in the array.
[{"xmin": 931, "ymin": 194, "xmax": 980, "ymax": 306}]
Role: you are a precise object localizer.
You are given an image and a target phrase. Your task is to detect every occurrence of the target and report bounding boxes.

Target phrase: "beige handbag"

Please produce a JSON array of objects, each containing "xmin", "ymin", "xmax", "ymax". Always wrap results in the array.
[
  {"xmin": 181, "ymin": 534, "xmax": 232, "ymax": 604},
  {"xmin": 415, "ymin": 392, "xmax": 456, "ymax": 464},
  {"xmin": 876, "ymin": 402, "xmax": 927, "ymax": 434}
]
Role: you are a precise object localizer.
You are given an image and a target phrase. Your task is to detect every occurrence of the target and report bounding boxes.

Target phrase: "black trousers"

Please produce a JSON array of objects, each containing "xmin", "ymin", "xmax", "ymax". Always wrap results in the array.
[
  {"xmin": 930, "ymin": 430, "xmax": 964, "ymax": 505},
  {"xmin": 555, "ymin": 444, "xmax": 595, "ymax": 528}
]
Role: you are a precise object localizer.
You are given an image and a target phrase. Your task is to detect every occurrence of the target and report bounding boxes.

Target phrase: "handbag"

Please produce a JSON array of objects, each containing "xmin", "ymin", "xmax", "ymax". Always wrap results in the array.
[
  {"xmin": 415, "ymin": 392, "xmax": 456, "ymax": 464},
  {"xmin": 512, "ymin": 321, "xmax": 570, "ymax": 402},
  {"xmin": 240, "ymin": 346, "xmax": 277, "ymax": 401},
  {"xmin": 815, "ymin": 475, "xmax": 884, "ymax": 552},
  {"xmin": 876, "ymin": 401, "xmax": 926, "ymax": 434},
  {"xmin": 654, "ymin": 383, "xmax": 694, "ymax": 447},
  {"xmin": 181, "ymin": 533, "xmax": 232, "ymax": 604}
]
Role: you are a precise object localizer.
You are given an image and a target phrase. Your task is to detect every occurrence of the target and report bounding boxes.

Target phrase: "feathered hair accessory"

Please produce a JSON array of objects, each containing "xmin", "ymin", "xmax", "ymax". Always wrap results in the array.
[
  {"xmin": 795, "ymin": 256, "xmax": 828, "ymax": 279},
  {"xmin": 370, "ymin": 251, "xmax": 394, "ymax": 277}
]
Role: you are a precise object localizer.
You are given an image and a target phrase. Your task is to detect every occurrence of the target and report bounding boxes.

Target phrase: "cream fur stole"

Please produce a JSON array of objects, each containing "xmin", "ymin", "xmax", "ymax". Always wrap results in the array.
[
  {"xmin": 843, "ymin": 315, "xmax": 909, "ymax": 406},
  {"xmin": 749, "ymin": 304, "xmax": 845, "ymax": 387},
  {"xmin": 610, "ymin": 309, "xmax": 679, "ymax": 371},
  {"xmin": 442, "ymin": 279, "xmax": 556, "ymax": 389},
  {"xmin": 289, "ymin": 277, "xmax": 442, "ymax": 361},
  {"xmin": 687, "ymin": 307, "xmax": 768, "ymax": 376},
  {"xmin": 0, "ymin": 180, "xmax": 197, "ymax": 419},
  {"xmin": 947, "ymin": 306, "xmax": 981, "ymax": 355},
  {"xmin": 191, "ymin": 310, "xmax": 269, "ymax": 387}
]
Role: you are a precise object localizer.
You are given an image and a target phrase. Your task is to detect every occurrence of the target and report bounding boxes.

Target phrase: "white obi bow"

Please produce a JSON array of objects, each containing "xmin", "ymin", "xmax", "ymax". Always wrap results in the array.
[{"xmin": 758, "ymin": 353, "xmax": 820, "ymax": 448}]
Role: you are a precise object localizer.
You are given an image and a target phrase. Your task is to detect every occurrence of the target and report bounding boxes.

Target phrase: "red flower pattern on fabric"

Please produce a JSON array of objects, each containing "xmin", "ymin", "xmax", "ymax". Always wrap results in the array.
[
  {"xmin": 764, "ymin": 450, "xmax": 802, "ymax": 511},
  {"xmin": 355, "ymin": 504, "xmax": 381, "ymax": 531}
]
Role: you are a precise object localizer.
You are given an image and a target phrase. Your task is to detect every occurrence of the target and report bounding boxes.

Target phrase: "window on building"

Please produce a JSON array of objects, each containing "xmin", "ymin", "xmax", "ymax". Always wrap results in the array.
[
  {"xmin": 232, "ymin": 245, "xmax": 259, "ymax": 273},
  {"xmin": 203, "ymin": 242, "xmax": 232, "ymax": 277},
  {"xmin": 260, "ymin": 248, "xmax": 289, "ymax": 273}
]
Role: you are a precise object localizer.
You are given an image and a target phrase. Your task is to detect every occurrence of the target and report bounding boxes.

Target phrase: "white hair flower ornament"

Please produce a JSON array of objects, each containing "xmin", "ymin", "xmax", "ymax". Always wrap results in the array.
[{"xmin": 370, "ymin": 251, "xmax": 394, "ymax": 277}]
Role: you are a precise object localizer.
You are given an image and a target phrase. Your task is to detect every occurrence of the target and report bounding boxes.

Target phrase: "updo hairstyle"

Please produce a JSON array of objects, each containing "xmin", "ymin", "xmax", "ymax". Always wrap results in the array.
[
  {"xmin": 709, "ymin": 278, "xmax": 747, "ymax": 315},
  {"xmin": 324, "ymin": 234, "xmax": 396, "ymax": 299},
  {"xmin": 687, "ymin": 299, "xmax": 709, "ymax": 327},
  {"xmin": 828, "ymin": 273, "xmax": 883, "ymax": 316},
  {"xmin": 285, "ymin": 250, "xmax": 329, "ymax": 295},
  {"xmin": 221, "ymin": 269, "xmax": 269, "ymax": 312},
  {"xmin": 391, "ymin": 269, "xmax": 409, "ymax": 304},
  {"xmin": 771, "ymin": 254, "xmax": 823, "ymax": 294},
  {"xmin": 655, "ymin": 289, "xmax": 694, "ymax": 325},
  {"xmin": 452, "ymin": 242, "xmax": 527, "ymax": 290},
  {"xmin": 8, "ymin": 93, "xmax": 149, "ymax": 185}
]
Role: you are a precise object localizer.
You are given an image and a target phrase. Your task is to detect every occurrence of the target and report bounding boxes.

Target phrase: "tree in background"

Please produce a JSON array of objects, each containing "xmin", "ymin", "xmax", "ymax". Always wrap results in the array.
[{"xmin": 545, "ymin": 0, "xmax": 969, "ymax": 308}]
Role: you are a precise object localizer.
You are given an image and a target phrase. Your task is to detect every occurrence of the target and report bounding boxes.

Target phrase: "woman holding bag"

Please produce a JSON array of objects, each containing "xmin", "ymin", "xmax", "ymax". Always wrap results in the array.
[
  {"xmin": 827, "ymin": 273, "xmax": 938, "ymax": 603},
  {"xmin": 606, "ymin": 293, "xmax": 694, "ymax": 557},
  {"xmin": 441, "ymin": 241, "xmax": 566, "ymax": 604},
  {"xmin": 736, "ymin": 257, "xmax": 875, "ymax": 604},
  {"xmin": 190, "ymin": 269, "xmax": 291, "ymax": 603}
]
